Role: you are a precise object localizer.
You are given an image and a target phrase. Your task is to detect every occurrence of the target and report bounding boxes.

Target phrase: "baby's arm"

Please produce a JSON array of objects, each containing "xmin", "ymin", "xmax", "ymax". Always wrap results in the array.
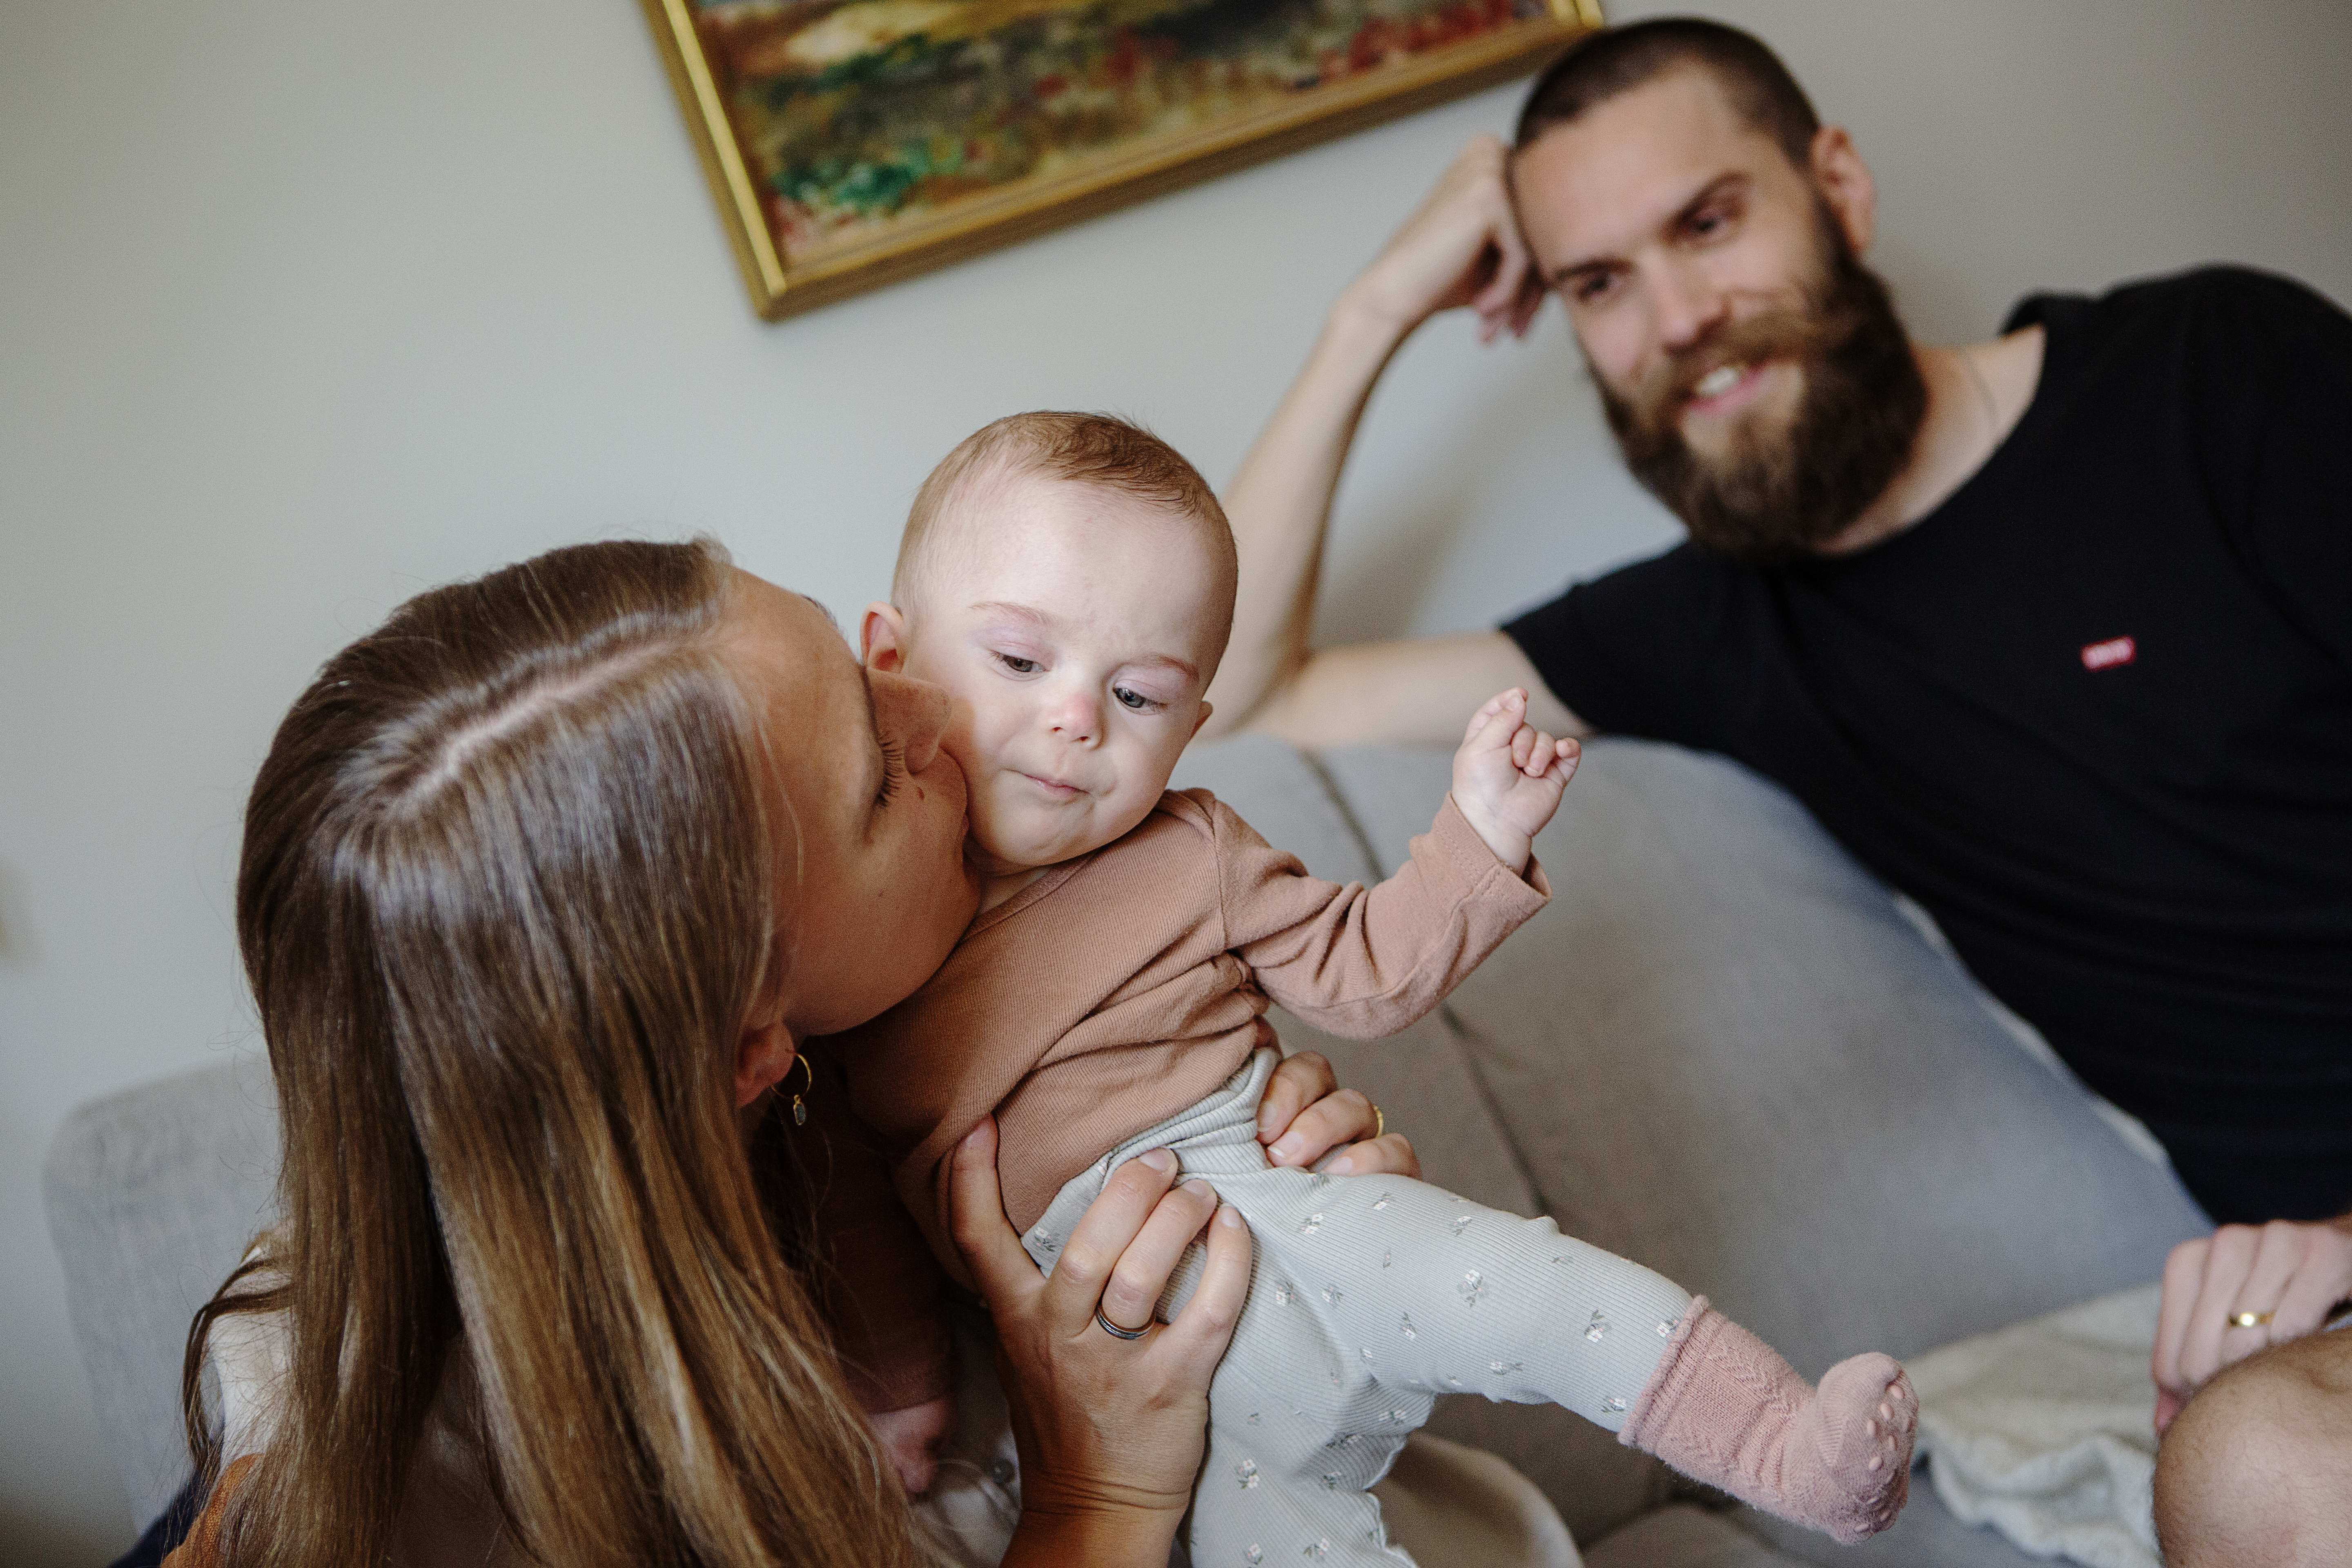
[{"xmin": 1450, "ymin": 687, "xmax": 1578, "ymax": 873}]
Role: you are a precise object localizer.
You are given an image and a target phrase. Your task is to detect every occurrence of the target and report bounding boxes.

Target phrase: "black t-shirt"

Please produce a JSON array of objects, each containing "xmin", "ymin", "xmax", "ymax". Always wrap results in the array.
[{"xmin": 1503, "ymin": 268, "xmax": 2352, "ymax": 1225}]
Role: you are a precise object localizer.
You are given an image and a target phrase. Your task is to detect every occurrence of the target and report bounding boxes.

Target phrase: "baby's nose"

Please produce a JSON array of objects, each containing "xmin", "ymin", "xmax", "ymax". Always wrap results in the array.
[{"xmin": 1047, "ymin": 689, "xmax": 1100, "ymax": 739}]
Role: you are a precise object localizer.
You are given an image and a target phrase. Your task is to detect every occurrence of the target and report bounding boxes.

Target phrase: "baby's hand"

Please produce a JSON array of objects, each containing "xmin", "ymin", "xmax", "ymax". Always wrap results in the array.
[
  {"xmin": 1451, "ymin": 688, "xmax": 1579, "ymax": 873},
  {"xmin": 869, "ymin": 1394, "xmax": 956, "ymax": 1496}
]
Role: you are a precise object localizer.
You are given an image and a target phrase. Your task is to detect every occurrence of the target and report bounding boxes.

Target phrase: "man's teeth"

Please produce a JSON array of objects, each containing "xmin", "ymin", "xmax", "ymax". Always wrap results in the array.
[{"xmin": 1695, "ymin": 363, "xmax": 1744, "ymax": 399}]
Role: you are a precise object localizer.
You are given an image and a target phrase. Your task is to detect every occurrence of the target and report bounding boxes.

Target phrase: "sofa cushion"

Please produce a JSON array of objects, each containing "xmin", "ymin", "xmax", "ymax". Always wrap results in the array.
[{"xmin": 42, "ymin": 1052, "xmax": 280, "ymax": 1530}]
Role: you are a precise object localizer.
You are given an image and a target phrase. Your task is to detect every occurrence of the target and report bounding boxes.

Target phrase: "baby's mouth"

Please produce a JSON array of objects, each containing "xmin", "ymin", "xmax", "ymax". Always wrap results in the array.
[{"xmin": 1017, "ymin": 771, "xmax": 1084, "ymax": 800}]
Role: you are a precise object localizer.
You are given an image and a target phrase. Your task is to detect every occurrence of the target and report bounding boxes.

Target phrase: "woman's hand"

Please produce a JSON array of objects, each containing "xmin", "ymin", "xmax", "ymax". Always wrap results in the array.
[
  {"xmin": 2152, "ymin": 1214, "xmax": 2352, "ymax": 1434},
  {"xmin": 1256, "ymin": 1049, "xmax": 1422, "ymax": 1180},
  {"xmin": 952, "ymin": 1116, "xmax": 1251, "ymax": 1567}
]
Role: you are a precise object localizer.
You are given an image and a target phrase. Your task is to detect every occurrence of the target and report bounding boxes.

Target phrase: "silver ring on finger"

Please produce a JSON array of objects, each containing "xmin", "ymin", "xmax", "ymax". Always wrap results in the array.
[{"xmin": 1094, "ymin": 1308, "xmax": 1148, "ymax": 1341}]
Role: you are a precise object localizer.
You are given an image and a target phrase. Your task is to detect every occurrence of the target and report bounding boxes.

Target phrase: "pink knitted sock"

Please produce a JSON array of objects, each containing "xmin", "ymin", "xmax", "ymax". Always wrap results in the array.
[{"xmin": 1618, "ymin": 1297, "xmax": 1915, "ymax": 1544}]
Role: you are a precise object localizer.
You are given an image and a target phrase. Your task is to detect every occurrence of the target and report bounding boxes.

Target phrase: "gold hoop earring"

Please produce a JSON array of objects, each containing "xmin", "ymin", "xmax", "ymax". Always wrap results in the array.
[{"xmin": 783, "ymin": 1053, "xmax": 813, "ymax": 1127}]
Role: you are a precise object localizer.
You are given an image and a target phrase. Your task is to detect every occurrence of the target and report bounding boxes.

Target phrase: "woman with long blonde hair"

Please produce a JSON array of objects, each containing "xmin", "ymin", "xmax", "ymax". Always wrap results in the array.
[{"xmin": 165, "ymin": 538, "xmax": 1407, "ymax": 1567}]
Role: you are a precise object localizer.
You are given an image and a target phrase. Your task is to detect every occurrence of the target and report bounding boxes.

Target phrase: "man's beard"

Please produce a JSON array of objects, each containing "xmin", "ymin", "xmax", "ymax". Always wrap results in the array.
[{"xmin": 1595, "ymin": 221, "xmax": 1927, "ymax": 566}]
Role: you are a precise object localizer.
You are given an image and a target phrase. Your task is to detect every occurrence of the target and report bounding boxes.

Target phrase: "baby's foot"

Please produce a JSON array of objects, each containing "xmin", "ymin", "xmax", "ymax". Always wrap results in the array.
[
  {"xmin": 1620, "ymin": 1298, "xmax": 1915, "ymax": 1544},
  {"xmin": 1791, "ymin": 1352, "xmax": 1916, "ymax": 1543}
]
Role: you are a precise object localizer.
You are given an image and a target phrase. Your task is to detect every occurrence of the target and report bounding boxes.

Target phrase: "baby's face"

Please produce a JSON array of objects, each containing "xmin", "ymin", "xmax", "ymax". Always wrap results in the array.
[{"xmin": 875, "ymin": 474, "xmax": 1225, "ymax": 878}]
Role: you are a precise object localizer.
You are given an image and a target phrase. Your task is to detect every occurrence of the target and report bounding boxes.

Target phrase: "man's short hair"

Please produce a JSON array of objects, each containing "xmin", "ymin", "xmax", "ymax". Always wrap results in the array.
[
  {"xmin": 895, "ymin": 411, "xmax": 1234, "ymax": 615},
  {"xmin": 1514, "ymin": 17, "xmax": 1820, "ymax": 168}
]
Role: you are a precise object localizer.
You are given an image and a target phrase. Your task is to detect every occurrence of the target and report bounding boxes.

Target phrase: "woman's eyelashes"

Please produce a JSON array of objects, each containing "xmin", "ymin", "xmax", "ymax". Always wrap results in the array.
[{"xmin": 874, "ymin": 736, "xmax": 904, "ymax": 808}]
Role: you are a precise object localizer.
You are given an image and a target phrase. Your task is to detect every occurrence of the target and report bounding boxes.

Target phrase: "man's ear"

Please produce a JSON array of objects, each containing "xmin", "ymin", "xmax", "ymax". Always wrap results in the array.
[
  {"xmin": 735, "ymin": 1009, "xmax": 797, "ymax": 1109},
  {"xmin": 1190, "ymin": 700, "xmax": 1215, "ymax": 740},
  {"xmin": 862, "ymin": 602, "xmax": 910, "ymax": 672},
  {"xmin": 1809, "ymin": 125, "xmax": 1876, "ymax": 256}
]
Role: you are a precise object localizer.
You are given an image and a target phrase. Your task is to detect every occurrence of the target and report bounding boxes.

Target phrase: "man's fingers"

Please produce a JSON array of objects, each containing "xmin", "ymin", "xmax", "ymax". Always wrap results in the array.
[
  {"xmin": 1471, "ymin": 197, "xmax": 1532, "ymax": 318},
  {"xmin": 2270, "ymin": 1222, "xmax": 2352, "ymax": 1339},
  {"xmin": 2154, "ymin": 1236, "xmax": 2210, "ymax": 1395},
  {"xmin": 949, "ymin": 1118, "xmax": 1046, "ymax": 1309},
  {"xmin": 2224, "ymin": 1221, "xmax": 2310, "ymax": 1355},
  {"xmin": 2181, "ymin": 1224, "xmax": 2262, "ymax": 1389},
  {"xmin": 1257, "ymin": 1050, "xmax": 1336, "ymax": 1144}
]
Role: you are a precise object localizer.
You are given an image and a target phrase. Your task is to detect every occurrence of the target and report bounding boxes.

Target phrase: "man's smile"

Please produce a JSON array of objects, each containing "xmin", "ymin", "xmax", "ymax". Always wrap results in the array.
[{"xmin": 1683, "ymin": 358, "xmax": 1772, "ymax": 417}]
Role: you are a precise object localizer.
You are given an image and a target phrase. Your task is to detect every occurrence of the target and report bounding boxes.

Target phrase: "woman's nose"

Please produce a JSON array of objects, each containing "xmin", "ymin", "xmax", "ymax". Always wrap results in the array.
[{"xmin": 880, "ymin": 671, "xmax": 952, "ymax": 773}]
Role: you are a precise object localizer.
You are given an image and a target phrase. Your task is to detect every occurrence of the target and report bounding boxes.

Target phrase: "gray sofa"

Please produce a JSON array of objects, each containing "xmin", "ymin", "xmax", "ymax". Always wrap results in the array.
[{"xmin": 45, "ymin": 735, "xmax": 2208, "ymax": 1565}]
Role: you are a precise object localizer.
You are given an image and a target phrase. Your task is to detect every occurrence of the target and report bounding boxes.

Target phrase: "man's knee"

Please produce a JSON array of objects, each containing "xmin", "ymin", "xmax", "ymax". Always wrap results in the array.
[{"xmin": 2153, "ymin": 1332, "xmax": 2352, "ymax": 1567}]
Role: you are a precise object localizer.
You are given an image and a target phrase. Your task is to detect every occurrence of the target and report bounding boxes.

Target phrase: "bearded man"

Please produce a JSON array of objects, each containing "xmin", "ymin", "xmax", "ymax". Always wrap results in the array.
[{"xmin": 1202, "ymin": 18, "xmax": 2351, "ymax": 1564}]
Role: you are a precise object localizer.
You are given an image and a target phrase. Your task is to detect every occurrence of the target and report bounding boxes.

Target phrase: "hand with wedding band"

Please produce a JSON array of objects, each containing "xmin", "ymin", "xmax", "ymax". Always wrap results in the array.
[
  {"xmin": 1255, "ymin": 1050, "xmax": 1421, "ymax": 1181},
  {"xmin": 951, "ymin": 1113, "xmax": 1249, "ymax": 1564},
  {"xmin": 2152, "ymin": 1212, "xmax": 2352, "ymax": 1435}
]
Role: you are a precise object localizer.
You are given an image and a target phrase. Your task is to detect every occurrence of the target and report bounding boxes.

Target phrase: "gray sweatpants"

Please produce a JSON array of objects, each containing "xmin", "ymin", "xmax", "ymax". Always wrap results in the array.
[{"xmin": 1023, "ymin": 1048, "xmax": 1693, "ymax": 1568}]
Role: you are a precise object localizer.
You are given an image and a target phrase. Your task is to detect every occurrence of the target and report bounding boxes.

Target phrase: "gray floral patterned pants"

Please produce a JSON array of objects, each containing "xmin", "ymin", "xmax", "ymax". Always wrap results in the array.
[{"xmin": 1023, "ymin": 1048, "xmax": 1694, "ymax": 1568}]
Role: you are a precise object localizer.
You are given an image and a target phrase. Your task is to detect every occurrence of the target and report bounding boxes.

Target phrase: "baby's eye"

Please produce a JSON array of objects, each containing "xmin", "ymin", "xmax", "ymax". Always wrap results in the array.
[
  {"xmin": 996, "ymin": 653, "xmax": 1040, "ymax": 675},
  {"xmin": 1113, "ymin": 686, "xmax": 1159, "ymax": 712}
]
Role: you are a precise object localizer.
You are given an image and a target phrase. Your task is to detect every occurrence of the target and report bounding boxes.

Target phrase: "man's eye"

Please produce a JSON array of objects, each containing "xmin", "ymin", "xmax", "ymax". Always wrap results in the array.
[
  {"xmin": 997, "ymin": 653, "xmax": 1039, "ymax": 675},
  {"xmin": 1114, "ymin": 687, "xmax": 1157, "ymax": 712},
  {"xmin": 1572, "ymin": 273, "xmax": 1618, "ymax": 305}
]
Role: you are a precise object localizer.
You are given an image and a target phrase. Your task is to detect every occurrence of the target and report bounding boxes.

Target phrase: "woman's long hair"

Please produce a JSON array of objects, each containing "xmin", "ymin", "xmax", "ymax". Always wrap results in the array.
[{"xmin": 184, "ymin": 539, "xmax": 930, "ymax": 1566}]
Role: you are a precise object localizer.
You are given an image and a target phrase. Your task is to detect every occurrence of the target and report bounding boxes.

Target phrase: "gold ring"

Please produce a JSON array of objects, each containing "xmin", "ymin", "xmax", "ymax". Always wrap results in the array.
[
  {"xmin": 1370, "ymin": 1103, "xmax": 1385, "ymax": 1139},
  {"xmin": 2229, "ymin": 1311, "xmax": 2274, "ymax": 1330}
]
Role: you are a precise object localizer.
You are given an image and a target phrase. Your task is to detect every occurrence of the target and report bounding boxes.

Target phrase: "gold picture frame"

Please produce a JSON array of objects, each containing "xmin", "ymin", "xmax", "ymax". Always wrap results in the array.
[{"xmin": 642, "ymin": 0, "xmax": 1602, "ymax": 320}]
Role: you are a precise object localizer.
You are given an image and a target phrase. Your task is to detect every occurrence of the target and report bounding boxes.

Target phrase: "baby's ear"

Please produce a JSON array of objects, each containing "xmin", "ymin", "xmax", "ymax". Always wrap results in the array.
[
  {"xmin": 861, "ymin": 602, "xmax": 910, "ymax": 671},
  {"xmin": 1190, "ymin": 700, "xmax": 1214, "ymax": 739}
]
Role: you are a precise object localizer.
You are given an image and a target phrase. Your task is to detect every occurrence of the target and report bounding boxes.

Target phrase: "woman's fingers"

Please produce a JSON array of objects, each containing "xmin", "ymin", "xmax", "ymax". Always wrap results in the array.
[
  {"xmin": 949, "ymin": 1117, "xmax": 1045, "ymax": 1311},
  {"xmin": 1326, "ymin": 1131, "xmax": 1422, "ymax": 1181},
  {"xmin": 1161, "ymin": 1204, "xmax": 1253, "ymax": 1372},
  {"xmin": 1045, "ymin": 1148, "xmax": 1189, "ymax": 1335},
  {"xmin": 1097, "ymin": 1175, "xmax": 1221, "ymax": 1332},
  {"xmin": 1266, "ymin": 1084, "xmax": 1376, "ymax": 1167},
  {"xmin": 1256, "ymin": 1049, "xmax": 1338, "ymax": 1146}
]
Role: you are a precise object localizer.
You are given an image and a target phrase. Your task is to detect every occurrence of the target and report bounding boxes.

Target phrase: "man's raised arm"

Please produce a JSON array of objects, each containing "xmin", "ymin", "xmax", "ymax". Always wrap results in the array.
[{"xmin": 1202, "ymin": 136, "xmax": 1586, "ymax": 748}]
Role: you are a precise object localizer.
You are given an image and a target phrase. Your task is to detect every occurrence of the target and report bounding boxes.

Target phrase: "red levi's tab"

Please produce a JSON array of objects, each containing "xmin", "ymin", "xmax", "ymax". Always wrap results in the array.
[{"xmin": 2080, "ymin": 636, "xmax": 2138, "ymax": 670}]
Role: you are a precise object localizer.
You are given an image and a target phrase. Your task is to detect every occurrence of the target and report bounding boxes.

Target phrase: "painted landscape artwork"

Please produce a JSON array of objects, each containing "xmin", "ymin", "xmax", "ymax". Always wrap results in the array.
[{"xmin": 646, "ymin": 0, "xmax": 1596, "ymax": 316}]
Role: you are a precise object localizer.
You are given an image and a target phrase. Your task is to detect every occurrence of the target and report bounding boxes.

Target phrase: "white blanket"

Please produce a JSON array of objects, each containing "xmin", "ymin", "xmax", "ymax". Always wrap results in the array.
[{"xmin": 1907, "ymin": 1284, "xmax": 2163, "ymax": 1568}]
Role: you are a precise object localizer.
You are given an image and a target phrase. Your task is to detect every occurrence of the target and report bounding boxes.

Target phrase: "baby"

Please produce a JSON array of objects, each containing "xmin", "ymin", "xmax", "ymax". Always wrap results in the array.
[{"xmin": 807, "ymin": 413, "xmax": 1916, "ymax": 1564}]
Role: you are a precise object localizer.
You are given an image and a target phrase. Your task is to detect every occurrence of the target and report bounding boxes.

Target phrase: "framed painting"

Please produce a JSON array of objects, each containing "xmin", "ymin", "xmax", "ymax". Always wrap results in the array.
[{"xmin": 642, "ymin": 0, "xmax": 1602, "ymax": 319}]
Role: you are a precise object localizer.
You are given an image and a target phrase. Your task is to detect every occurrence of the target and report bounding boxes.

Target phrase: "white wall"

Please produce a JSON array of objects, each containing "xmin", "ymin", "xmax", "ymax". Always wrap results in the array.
[{"xmin": 3, "ymin": 0, "xmax": 2346, "ymax": 1558}]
